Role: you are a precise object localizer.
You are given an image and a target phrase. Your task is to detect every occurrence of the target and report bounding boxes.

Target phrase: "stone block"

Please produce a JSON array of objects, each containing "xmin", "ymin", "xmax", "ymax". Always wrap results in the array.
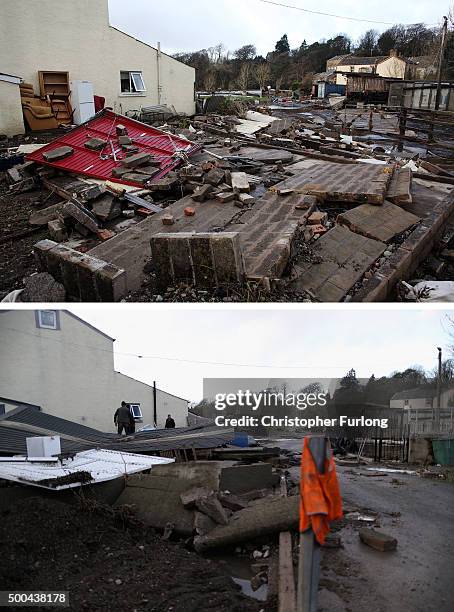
[
  {"xmin": 63, "ymin": 201, "xmax": 99, "ymax": 233},
  {"xmin": 168, "ymin": 233, "xmax": 193, "ymax": 283},
  {"xmin": 43, "ymin": 146, "xmax": 74, "ymax": 162},
  {"xmin": 190, "ymin": 235, "xmax": 215, "ymax": 287},
  {"xmin": 359, "ymin": 529, "xmax": 397, "ymax": 552},
  {"xmin": 192, "ymin": 184, "xmax": 213, "ymax": 202},
  {"xmin": 47, "ymin": 219, "xmax": 68, "ymax": 243},
  {"xmin": 204, "ymin": 167, "xmax": 225, "ymax": 186},
  {"xmin": 195, "ymin": 494, "xmax": 229, "ymax": 525},
  {"xmin": 84, "ymin": 138, "xmax": 106, "ymax": 151},
  {"xmin": 180, "ymin": 487, "xmax": 214, "ymax": 509},
  {"xmin": 211, "ymin": 233, "xmax": 245, "ymax": 285},
  {"xmin": 94, "ymin": 263, "xmax": 127, "ymax": 302},
  {"xmin": 121, "ymin": 152, "xmax": 151, "ymax": 168},
  {"xmin": 231, "ymin": 172, "xmax": 250, "ymax": 193},
  {"xmin": 92, "ymin": 196, "xmax": 122, "ymax": 222}
]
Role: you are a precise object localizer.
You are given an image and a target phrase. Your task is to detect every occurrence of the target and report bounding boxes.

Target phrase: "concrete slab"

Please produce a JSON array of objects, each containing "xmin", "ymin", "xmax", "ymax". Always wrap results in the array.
[
  {"xmin": 337, "ymin": 201, "xmax": 420, "ymax": 243},
  {"xmin": 270, "ymin": 160, "xmax": 393, "ymax": 204},
  {"xmin": 292, "ymin": 225, "xmax": 386, "ymax": 302}
]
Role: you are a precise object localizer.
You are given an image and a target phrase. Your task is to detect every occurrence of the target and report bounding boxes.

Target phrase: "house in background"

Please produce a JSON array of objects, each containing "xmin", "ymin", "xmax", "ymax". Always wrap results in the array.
[
  {"xmin": 0, "ymin": 310, "xmax": 188, "ymax": 431},
  {"xmin": 0, "ymin": 0, "xmax": 195, "ymax": 136},
  {"xmin": 327, "ymin": 50, "xmax": 408, "ymax": 86},
  {"xmin": 390, "ymin": 385, "xmax": 454, "ymax": 411}
]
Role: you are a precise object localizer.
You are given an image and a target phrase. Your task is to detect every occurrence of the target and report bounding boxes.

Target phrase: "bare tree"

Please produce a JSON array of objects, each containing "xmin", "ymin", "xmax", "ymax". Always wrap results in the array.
[
  {"xmin": 255, "ymin": 63, "xmax": 271, "ymax": 91},
  {"xmin": 204, "ymin": 70, "xmax": 217, "ymax": 93},
  {"xmin": 237, "ymin": 63, "xmax": 251, "ymax": 91}
]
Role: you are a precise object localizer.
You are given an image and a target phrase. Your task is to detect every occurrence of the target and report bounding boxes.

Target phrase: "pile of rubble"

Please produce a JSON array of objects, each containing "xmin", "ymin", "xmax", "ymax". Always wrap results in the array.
[{"xmin": 1, "ymin": 103, "xmax": 454, "ymax": 302}]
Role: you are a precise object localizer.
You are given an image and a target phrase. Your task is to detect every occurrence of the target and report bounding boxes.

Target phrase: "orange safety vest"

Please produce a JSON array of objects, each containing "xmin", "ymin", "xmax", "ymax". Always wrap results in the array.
[{"xmin": 299, "ymin": 437, "xmax": 343, "ymax": 545}]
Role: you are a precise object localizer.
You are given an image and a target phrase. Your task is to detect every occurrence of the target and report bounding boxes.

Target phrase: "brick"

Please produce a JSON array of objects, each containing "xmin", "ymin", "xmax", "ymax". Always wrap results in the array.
[
  {"xmin": 96, "ymin": 229, "xmax": 115, "ymax": 241},
  {"xmin": 121, "ymin": 172, "xmax": 153, "ymax": 185},
  {"xmin": 359, "ymin": 529, "xmax": 397, "ymax": 552},
  {"xmin": 239, "ymin": 193, "xmax": 255, "ymax": 206},
  {"xmin": 43, "ymin": 146, "xmax": 74, "ymax": 162},
  {"xmin": 118, "ymin": 135, "xmax": 132, "ymax": 146},
  {"xmin": 308, "ymin": 212, "xmax": 328, "ymax": 225},
  {"xmin": 184, "ymin": 207, "xmax": 196, "ymax": 217},
  {"xmin": 116, "ymin": 124, "xmax": 128, "ymax": 136}
]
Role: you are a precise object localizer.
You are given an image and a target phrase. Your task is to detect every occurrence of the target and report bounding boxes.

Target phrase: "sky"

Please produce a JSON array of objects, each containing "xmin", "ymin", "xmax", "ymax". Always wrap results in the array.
[
  {"xmin": 107, "ymin": 0, "xmax": 446, "ymax": 56},
  {"xmin": 65, "ymin": 306, "xmax": 454, "ymax": 402}
]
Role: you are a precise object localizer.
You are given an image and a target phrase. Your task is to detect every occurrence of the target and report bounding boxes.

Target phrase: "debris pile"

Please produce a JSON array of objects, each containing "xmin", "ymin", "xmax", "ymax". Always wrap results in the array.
[{"xmin": 1, "ymin": 103, "xmax": 453, "ymax": 302}]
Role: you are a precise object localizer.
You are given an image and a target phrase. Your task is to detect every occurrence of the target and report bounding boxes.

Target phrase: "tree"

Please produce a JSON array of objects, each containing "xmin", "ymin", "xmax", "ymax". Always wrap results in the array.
[
  {"xmin": 236, "ymin": 63, "xmax": 251, "ymax": 90},
  {"xmin": 255, "ymin": 62, "xmax": 271, "ymax": 90},
  {"xmin": 356, "ymin": 29, "xmax": 379, "ymax": 56},
  {"xmin": 340, "ymin": 369, "xmax": 360, "ymax": 389},
  {"xmin": 234, "ymin": 44, "xmax": 257, "ymax": 62},
  {"xmin": 275, "ymin": 34, "xmax": 290, "ymax": 54},
  {"xmin": 204, "ymin": 70, "xmax": 217, "ymax": 92}
]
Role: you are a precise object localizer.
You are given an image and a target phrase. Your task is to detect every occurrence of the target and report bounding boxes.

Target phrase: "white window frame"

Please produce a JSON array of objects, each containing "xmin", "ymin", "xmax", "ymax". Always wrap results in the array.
[
  {"xmin": 36, "ymin": 310, "xmax": 59, "ymax": 330},
  {"xmin": 129, "ymin": 403, "xmax": 143, "ymax": 420},
  {"xmin": 120, "ymin": 71, "xmax": 146, "ymax": 96}
]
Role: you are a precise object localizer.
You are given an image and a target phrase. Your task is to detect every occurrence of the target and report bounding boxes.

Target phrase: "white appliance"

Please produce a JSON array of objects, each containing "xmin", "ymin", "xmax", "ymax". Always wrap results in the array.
[
  {"xmin": 71, "ymin": 80, "xmax": 95, "ymax": 125},
  {"xmin": 26, "ymin": 436, "xmax": 61, "ymax": 459}
]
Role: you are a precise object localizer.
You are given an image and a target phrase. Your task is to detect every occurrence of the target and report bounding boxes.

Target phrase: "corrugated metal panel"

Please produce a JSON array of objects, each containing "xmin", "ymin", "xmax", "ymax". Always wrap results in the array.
[
  {"xmin": 0, "ymin": 449, "xmax": 174, "ymax": 490},
  {"xmin": 0, "ymin": 408, "xmax": 234, "ymax": 455},
  {"xmin": 27, "ymin": 110, "xmax": 201, "ymax": 187}
]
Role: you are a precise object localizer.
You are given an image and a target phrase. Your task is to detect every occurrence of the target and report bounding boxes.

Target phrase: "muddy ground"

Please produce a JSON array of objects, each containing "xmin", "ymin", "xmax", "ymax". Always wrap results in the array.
[{"xmin": 0, "ymin": 496, "xmax": 267, "ymax": 612}]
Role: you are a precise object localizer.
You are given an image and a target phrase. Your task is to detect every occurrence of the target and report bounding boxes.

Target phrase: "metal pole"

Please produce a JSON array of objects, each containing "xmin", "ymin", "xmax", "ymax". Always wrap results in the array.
[
  {"xmin": 436, "ymin": 348, "xmax": 442, "ymax": 432},
  {"xmin": 435, "ymin": 17, "xmax": 449, "ymax": 110},
  {"xmin": 297, "ymin": 437, "xmax": 326, "ymax": 612},
  {"xmin": 153, "ymin": 380, "xmax": 157, "ymax": 428}
]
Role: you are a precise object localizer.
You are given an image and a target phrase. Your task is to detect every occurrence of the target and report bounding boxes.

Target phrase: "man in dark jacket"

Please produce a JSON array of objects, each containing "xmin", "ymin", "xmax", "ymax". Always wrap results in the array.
[
  {"xmin": 114, "ymin": 401, "xmax": 131, "ymax": 435},
  {"xmin": 165, "ymin": 414, "xmax": 176, "ymax": 429}
]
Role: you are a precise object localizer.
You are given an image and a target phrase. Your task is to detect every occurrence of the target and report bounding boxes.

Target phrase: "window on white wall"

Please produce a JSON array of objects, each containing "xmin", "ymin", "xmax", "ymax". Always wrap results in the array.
[
  {"xmin": 35, "ymin": 310, "xmax": 60, "ymax": 330},
  {"xmin": 129, "ymin": 404, "xmax": 143, "ymax": 420},
  {"xmin": 120, "ymin": 71, "xmax": 146, "ymax": 94}
]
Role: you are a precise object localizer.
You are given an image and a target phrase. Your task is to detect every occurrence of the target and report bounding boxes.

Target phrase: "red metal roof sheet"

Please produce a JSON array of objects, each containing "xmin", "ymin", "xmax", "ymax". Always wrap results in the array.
[{"xmin": 27, "ymin": 110, "xmax": 201, "ymax": 187}]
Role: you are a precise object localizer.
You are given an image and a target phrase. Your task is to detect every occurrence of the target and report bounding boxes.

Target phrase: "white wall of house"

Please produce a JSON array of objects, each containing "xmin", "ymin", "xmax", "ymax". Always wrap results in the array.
[
  {"xmin": 0, "ymin": 310, "xmax": 188, "ymax": 432},
  {"xmin": 0, "ymin": 0, "xmax": 195, "ymax": 122},
  {"xmin": 333, "ymin": 57, "xmax": 407, "ymax": 86},
  {"xmin": 0, "ymin": 76, "xmax": 25, "ymax": 136}
]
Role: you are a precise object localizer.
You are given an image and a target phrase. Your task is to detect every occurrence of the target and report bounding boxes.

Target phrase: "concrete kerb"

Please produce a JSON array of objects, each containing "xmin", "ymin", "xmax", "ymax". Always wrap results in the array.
[{"xmin": 34, "ymin": 240, "xmax": 126, "ymax": 302}]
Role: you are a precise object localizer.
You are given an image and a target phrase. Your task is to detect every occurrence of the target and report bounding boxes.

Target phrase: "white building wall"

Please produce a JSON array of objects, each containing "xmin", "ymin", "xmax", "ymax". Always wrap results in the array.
[
  {"xmin": 0, "ymin": 311, "xmax": 188, "ymax": 432},
  {"xmin": 0, "ymin": 0, "xmax": 195, "ymax": 117},
  {"xmin": 333, "ymin": 57, "xmax": 406, "ymax": 86},
  {"xmin": 0, "ymin": 78, "xmax": 25, "ymax": 136}
]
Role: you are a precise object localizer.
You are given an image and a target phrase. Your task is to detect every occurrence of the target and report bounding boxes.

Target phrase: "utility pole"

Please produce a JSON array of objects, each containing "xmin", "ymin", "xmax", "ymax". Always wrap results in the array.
[
  {"xmin": 435, "ymin": 347, "xmax": 442, "ymax": 432},
  {"xmin": 153, "ymin": 380, "xmax": 157, "ymax": 428},
  {"xmin": 435, "ymin": 16, "xmax": 449, "ymax": 110}
]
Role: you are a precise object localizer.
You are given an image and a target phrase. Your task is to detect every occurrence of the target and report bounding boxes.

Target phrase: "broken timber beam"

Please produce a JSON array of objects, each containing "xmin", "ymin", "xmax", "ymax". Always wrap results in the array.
[{"xmin": 279, "ymin": 532, "xmax": 296, "ymax": 612}]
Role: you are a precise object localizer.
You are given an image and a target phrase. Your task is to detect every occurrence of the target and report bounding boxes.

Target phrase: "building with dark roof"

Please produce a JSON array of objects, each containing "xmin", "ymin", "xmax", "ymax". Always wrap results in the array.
[{"xmin": 326, "ymin": 50, "xmax": 408, "ymax": 87}]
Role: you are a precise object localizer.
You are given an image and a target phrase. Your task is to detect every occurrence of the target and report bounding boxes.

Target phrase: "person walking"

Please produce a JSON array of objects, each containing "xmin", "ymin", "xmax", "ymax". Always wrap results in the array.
[
  {"xmin": 114, "ymin": 401, "xmax": 131, "ymax": 435},
  {"xmin": 165, "ymin": 414, "xmax": 176, "ymax": 429}
]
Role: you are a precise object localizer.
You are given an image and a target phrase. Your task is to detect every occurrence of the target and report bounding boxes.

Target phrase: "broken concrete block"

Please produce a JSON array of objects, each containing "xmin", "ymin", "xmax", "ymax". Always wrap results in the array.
[
  {"xmin": 180, "ymin": 487, "xmax": 214, "ymax": 509},
  {"xmin": 96, "ymin": 229, "xmax": 115, "ymax": 241},
  {"xmin": 231, "ymin": 172, "xmax": 250, "ymax": 193},
  {"xmin": 216, "ymin": 192, "xmax": 236, "ymax": 203},
  {"xmin": 78, "ymin": 183, "xmax": 105, "ymax": 203},
  {"xmin": 121, "ymin": 152, "xmax": 151, "ymax": 169},
  {"xmin": 92, "ymin": 196, "xmax": 122, "ymax": 222},
  {"xmin": 204, "ymin": 167, "xmax": 225, "ymax": 186},
  {"xmin": 148, "ymin": 173, "xmax": 179, "ymax": 192},
  {"xmin": 63, "ymin": 201, "xmax": 99, "ymax": 233},
  {"xmin": 111, "ymin": 167, "xmax": 131, "ymax": 178},
  {"xmin": 84, "ymin": 137, "xmax": 106, "ymax": 151},
  {"xmin": 47, "ymin": 219, "xmax": 68, "ymax": 242},
  {"xmin": 43, "ymin": 146, "xmax": 74, "ymax": 162},
  {"xmin": 20, "ymin": 272, "xmax": 66, "ymax": 303},
  {"xmin": 9, "ymin": 177, "xmax": 35, "ymax": 193},
  {"xmin": 359, "ymin": 529, "xmax": 397, "ymax": 552},
  {"xmin": 194, "ymin": 512, "xmax": 217, "ymax": 536},
  {"xmin": 123, "ymin": 145, "xmax": 140, "ymax": 155},
  {"xmin": 121, "ymin": 172, "xmax": 153, "ymax": 185},
  {"xmin": 29, "ymin": 202, "xmax": 66, "ymax": 226},
  {"xmin": 7, "ymin": 166, "xmax": 22, "ymax": 183},
  {"xmin": 122, "ymin": 210, "xmax": 135, "ymax": 219},
  {"xmin": 239, "ymin": 193, "xmax": 255, "ymax": 206},
  {"xmin": 218, "ymin": 493, "xmax": 248, "ymax": 512},
  {"xmin": 192, "ymin": 184, "xmax": 213, "ymax": 202},
  {"xmin": 195, "ymin": 494, "xmax": 229, "ymax": 526}
]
